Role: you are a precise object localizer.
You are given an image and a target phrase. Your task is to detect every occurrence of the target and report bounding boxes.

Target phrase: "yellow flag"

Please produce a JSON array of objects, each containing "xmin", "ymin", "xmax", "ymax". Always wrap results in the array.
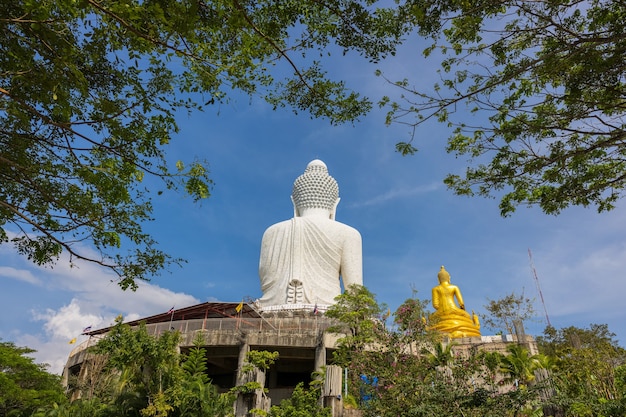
[
  {"xmin": 235, "ymin": 301, "xmax": 243, "ymax": 313},
  {"xmin": 68, "ymin": 338, "xmax": 77, "ymax": 345}
]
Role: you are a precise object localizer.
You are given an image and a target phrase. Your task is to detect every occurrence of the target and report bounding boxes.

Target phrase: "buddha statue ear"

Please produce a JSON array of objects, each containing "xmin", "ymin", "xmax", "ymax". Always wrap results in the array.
[
  {"xmin": 291, "ymin": 196, "xmax": 300, "ymax": 217},
  {"xmin": 329, "ymin": 197, "xmax": 340, "ymax": 220}
]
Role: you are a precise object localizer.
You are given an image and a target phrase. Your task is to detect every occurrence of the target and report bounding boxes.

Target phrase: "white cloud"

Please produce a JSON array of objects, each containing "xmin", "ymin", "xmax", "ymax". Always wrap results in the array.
[
  {"xmin": 32, "ymin": 299, "xmax": 103, "ymax": 341},
  {"xmin": 2, "ymin": 242, "xmax": 201, "ymax": 375},
  {"xmin": 21, "ymin": 243, "xmax": 200, "ymax": 315},
  {"xmin": 22, "ymin": 278, "xmax": 200, "ymax": 375},
  {"xmin": 351, "ymin": 182, "xmax": 441, "ymax": 208},
  {"xmin": 0, "ymin": 266, "xmax": 42, "ymax": 285}
]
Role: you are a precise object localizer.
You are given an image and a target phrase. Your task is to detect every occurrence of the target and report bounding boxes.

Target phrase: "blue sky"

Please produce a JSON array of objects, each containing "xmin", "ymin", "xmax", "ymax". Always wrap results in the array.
[{"xmin": 2, "ymin": 35, "xmax": 626, "ymax": 374}]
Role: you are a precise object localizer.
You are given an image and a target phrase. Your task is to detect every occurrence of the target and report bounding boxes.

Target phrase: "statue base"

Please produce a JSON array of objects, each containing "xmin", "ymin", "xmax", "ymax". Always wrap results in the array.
[{"xmin": 259, "ymin": 303, "xmax": 329, "ymax": 315}]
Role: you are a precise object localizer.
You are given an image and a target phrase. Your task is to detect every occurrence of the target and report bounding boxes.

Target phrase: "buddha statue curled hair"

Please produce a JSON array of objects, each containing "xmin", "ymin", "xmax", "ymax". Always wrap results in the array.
[{"xmin": 291, "ymin": 160, "xmax": 339, "ymax": 217}]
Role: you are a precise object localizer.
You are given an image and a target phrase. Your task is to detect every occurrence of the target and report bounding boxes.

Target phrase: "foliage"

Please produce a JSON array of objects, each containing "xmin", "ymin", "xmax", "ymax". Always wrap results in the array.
[
  {"xmin": 0, "ymin": 340, "xmax": 66, "ymax": 417},
  {"xmin": 229, "ymin": 350, "xmax": 279, "ymax": 400},
  {"xmin": 90, "ymin": 317, "xmax": 234, "ymax": 417},
  {"xmin": 17, "ymin": 298, "xmax": 626, "ymax": 417},
  {"xmin": 381, "ymin": 0, "xmax": 626, "ymax": 216},
  {"xmin": 140, "ymin": 391, "xmax": 173, "ymax": 417},
  {"xmin": 325, "ymin": 284, "xmax": 386, "ymax": 367},
  {"xmin": 326, "ymin": 285, "xmax": 385, "ymax": 339},
  {"xmin": 174, "ymin": 334, "xmax": 235, "ymax": 417},
  {"xmin": 499, "ymin": 344, "xmax": 541, "ymax": 387},
  {"xmin": 425, "ymin": 341, "xmax": 454, "ymax": 368},
  {"xmin": 393, "ymin": 293, "xmax": 431, "ymax": 336},
  {"xmin": 537, "ymin": 323, "xmax": 626, "ymax": 415},
  {"xmin": 180, "ymin": 334, "xmax": 210, "ymax": 384},
  {"xmin": 31, "ymin": 398, "xmax": 109, "ymax": 417},
  {"xmin": 243, "ymin": 350, "xmax": 280, "ymax": 372},
  {"xmin": 35, "ymin": 320, "xmax": 235, "ymax": 417},
  {"xmin": 92, "ymin": 316, "xmax": 182, "ymax": 406},
  {"xmin": 0, "ymin": 0, "xmax": 415, "ymax": 288},
  {"xmin": 268, "ymin": 382, "xmax": 331, "ymax": 417},
  {"xmin": 482, "ymin": 291, "xmax": 536, "ymax": 335},
  {"xmin": 174, "ymin": 380, "xmax": 234, "ymax": 417},
  {"xmin": 326, "ymin": 288, "xmax": 551, "ymax": 416}
]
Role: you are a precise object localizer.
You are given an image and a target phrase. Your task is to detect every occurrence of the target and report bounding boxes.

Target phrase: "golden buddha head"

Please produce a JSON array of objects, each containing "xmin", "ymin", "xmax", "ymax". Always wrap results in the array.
[{"xmin": 437, "ymin": 266, "xmax": 451, "ymax": 284}]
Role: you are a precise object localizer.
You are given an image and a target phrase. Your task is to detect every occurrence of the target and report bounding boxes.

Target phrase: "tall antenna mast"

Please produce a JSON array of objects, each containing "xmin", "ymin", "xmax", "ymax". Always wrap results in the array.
[{"xmin": 528, "ymin": 248, "xmax": 551, "ymax": 327}]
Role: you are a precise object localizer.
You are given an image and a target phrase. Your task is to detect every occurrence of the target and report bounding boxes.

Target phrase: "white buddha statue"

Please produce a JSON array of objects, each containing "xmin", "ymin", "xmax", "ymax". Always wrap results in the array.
[{"xmin": 258, "ymin": 160, "xmax": 363, "ymax": 309}]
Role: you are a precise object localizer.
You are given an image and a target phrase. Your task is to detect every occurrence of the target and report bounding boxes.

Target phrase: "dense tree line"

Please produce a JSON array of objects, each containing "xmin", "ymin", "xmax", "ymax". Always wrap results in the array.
[{"xmin": 1, "ymin": 317, "xmax": 328, "ymax": 417}]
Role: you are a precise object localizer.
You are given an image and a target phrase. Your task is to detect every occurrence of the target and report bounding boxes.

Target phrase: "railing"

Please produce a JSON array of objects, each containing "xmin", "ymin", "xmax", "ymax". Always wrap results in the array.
[{"xmin": 150, "ymin": 317, "xmax": 336, "ymax": 337}]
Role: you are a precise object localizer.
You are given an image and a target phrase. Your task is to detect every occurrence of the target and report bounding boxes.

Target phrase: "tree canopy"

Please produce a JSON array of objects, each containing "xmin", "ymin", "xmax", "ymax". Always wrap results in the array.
[
  {"xmin": 1, "ymin": 0, "xmax": 414, "ymax": 289},
  {"xmin": 83, "ymin": 317, "xmax": 234, "ymax": 417},
  {"xmin": 482, "ymin": 291, "xmax": 536, "ymax": 335},
  {"xmin": 0, "ymin": 340, "xmax": 66, "ymax": 417},
  {"xmin": 537, "ymin": 324, "xmax": 626, "ymax": 415},
  {"xmin": 383, "ymin": 0, "xmax": 626, "ymax": 216},
  {"xmin": 6, "ymin": 0, "xmax": 624, "ymax": 291}
]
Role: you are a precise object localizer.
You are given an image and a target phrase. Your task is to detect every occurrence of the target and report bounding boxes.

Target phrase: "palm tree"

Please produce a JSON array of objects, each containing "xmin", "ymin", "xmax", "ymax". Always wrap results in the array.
[
  {"xmin": 499, "ymin": 344, "xmax": 540, "ymax": 388},
  {"xmin": 427, "ymin": 342, "xmax": 455, "ymax": 368},
  {"xmin": 424, "ymin": 342, "xmax": 456, "ymax": 383}
]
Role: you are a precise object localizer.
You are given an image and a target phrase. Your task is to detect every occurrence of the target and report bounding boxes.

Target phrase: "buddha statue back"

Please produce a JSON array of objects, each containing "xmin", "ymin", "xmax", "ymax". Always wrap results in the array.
[
  {"xmin": 258, "ymin": 160, "xmax": 363, "ymax": 309},
  {"xmin": 430, "ymin": 266, "xmax": 481, "ymax": 338}
]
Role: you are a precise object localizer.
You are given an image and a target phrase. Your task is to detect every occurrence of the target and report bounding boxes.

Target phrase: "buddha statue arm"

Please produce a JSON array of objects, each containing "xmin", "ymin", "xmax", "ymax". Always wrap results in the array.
[
  {"xmin": 340, "ymin": 228, "xmax": 363, "ymax": 288},
  {"xmin": 453, "ymin": 286, "xmax": 465, "ymax": 310},
  {"xmin": 432, "ymin": 287, "xmax": 440, "ymax": 310}
]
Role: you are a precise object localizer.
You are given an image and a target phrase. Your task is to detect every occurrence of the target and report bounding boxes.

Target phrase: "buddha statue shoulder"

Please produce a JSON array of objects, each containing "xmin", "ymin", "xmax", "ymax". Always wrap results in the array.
[
  {"xmin": 429, "ymin": 266, "xmax": 481, "ymax": 338},
  {"xmin": 258, "ymin": 160, "xmax": 363, "ymax": 309}
]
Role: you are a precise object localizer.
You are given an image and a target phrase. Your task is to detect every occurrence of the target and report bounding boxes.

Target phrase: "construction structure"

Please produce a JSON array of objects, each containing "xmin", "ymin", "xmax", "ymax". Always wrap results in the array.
[
  {"xmin": 63, "ymin": 301, "xmax": 538, "ymax": 416},
  {"xmin": 63, "ymin": 302, "xmax": 346, "ymax": 414}
]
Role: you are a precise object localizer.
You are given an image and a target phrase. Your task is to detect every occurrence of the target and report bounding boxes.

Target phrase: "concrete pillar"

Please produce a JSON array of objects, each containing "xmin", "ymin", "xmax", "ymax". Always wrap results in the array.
[
  {"xmin": 314, "ymin": 335, "xmax": 327, "ymax": 372},
  {"xmin": 236, "ymin": 336, "xmax": 250, "ymax": 386},
  {"xmin": 235, "ymin": 368, "xmax": 268, "ymax": 417},
  {"xmin": 234, "ymin": 335, "xmax": 271, "ymax": 417}
]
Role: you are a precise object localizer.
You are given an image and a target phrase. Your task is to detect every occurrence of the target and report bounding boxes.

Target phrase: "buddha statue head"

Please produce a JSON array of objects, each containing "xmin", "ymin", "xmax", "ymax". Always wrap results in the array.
[
  {"xmin": 437, "ymin": 266, "xmax": 451, "ymax": 284},
  {"xmin": 291, "ymin": 159, "xmax": 340, "ymax": 219}
]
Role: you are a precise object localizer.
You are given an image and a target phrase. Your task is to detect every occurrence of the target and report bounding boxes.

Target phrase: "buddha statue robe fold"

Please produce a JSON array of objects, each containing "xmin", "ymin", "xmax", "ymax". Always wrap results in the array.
[{"xmin": 259, "ymin": 216, "xmax": 362, "ymax": 306}]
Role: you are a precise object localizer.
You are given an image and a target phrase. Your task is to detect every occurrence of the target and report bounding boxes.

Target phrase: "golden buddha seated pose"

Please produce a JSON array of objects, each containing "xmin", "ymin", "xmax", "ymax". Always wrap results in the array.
[{"xmin": 429, "ymin": 266, "xmax": 481, "ymax": 338}]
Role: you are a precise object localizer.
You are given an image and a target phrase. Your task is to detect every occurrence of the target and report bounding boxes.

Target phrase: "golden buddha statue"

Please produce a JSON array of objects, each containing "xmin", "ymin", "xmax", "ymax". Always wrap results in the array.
[{"xmin": 429, "ymin": 266, "xmax": 481, "ymax": 338}]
